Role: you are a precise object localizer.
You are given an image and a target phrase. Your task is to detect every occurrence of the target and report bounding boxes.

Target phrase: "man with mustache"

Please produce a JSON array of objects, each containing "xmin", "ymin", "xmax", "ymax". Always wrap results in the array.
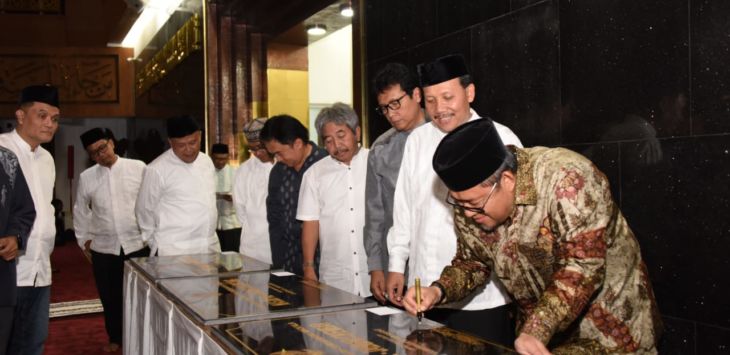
[
  {"xmin": 403, "ymin": 119, "xmax": 661, "ymax": 354},
  {"xmin": 297, "ymin": 103, "xmax": 370, "ymax": 297},
  {"xmin": 386, "ymin": 55, "xmax": 522, "ymax": 345},
  {"xmin": 0, "ymin": 85, "xmax": 60, "ymax": 355}
]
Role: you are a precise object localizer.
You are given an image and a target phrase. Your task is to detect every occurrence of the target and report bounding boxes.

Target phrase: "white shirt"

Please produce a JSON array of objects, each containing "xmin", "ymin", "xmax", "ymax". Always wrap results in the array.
[
  {"xmin": 387, "ymin": 110, "xmax": 522, "ymax": 310},
  {"xmin": 215, "ymin": 164, "xmax": 241, "ymax": 230},
  {"xmin": 0, "ymin": 130, "xmax": 56, "ymax": 287},
  {"xmin": 232, "ymin": 157, "xmax": 274, "ymax": 264},
  {"xmin": 297, "ymin": 149, "xmax": 371, "ymax": 297},
  {"xmin": 135, "ymin": 149, "xmax": 221, "ymax": 256},
  {"xmin": 73, "ymin": 157, "xmax": 146, "ymax": 255}
]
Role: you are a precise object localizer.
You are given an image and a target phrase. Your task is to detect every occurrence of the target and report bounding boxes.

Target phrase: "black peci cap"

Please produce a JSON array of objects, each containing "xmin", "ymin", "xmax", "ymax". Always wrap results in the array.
[
  {"xmin": 417, "ymin": 54, "xmax": 469, "ymax": 88},
  {"xmin": 166, "ymin": 115, "xmax": 200, "ymax": 138},
  {"xmin": 432, "ymin": 119, "xmax": 507, "ymax": 192},
  {"xmin": 20, "ymin": 84, "xmax": 60, "ymax": 108}
]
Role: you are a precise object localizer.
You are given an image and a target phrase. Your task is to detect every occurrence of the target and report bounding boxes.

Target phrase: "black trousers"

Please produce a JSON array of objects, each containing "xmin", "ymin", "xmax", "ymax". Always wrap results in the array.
[
  {"xmin": 91, "ymin": 247, "xmax": 150, "ymax": 344},
  {"xmin": 216, "ymin": 228, "xmax": 241, "ymax": 252},
  {"xmin": 425, "ymin": 303, "xmax": 516, "ymax": 348},
  {"xmin": 0, "ymin": 306, "xmax": 13, "ymax": 355}
]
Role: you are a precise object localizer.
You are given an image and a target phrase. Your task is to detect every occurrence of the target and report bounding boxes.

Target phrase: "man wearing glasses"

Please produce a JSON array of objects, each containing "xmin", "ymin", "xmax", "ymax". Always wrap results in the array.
[
  {"xmin": 404, "ymin": 118, "xmax": 662, "ymax": 354},
  {"xmin": 233, "ymin": 118, "xmax": 275, "ymax": 264},
  {"xmin": 386, "ymin": 54, "xmax": 522, "ymax": 346},
  {"xmin": 73, "ymin": 127, "xmax": 149, "ymax": 353},
  {"xmin": 364, "ymin": 63, "xmax": 429, "ymax": 304}
]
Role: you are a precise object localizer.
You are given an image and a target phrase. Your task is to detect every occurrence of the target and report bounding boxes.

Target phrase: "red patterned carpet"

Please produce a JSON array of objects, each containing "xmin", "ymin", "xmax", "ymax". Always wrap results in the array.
[
  {"xmin": 50, "ymin": 240, "xmax": 98, "ymax": 303},
  {"xmin": 46, "ymin": 314, "xmax": 119, "ymax": 355},
  {"xmin": 46, "ymin": 241, "xmax": 114, "ymax": 354}
]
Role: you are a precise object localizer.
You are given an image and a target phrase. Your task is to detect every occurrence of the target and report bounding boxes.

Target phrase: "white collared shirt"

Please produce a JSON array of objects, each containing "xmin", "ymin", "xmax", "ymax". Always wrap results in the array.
[
  {"xmin": 387, "ymin": 110, "xmax": 522, "ymax": 310},
  {"xmin": 135, "ymin": 149, "xmax": 220, "ymax": 256},
  {"xmin": 297, "ymin": 149, "xmax": 370, "ymax": 297},
  {"xmin": 232, "ymin": 156, "xmax": 274, "ymax": 263},
  {"xmin": 0, "ymin": 130, "xmax": 56, "ymax": 287},
  {"xmin": 73, "ymin": 157, "xmax": 146, "ymax": 255},
  {"xmin": 215, "ymin": 164, "xmax": 241, "ymax": 230}
]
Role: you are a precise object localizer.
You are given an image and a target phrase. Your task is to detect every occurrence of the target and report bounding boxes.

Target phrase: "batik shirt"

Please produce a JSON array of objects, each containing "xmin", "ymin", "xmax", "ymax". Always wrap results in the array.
[
  {"xmin": 437, "ymin": 147, "xmax": 662, "ymax": 354},
  {"xmin": 0, "ymin": 146, "xmax": 35, "ymax": 306},
  {"xmin": 266, "ymin": 142, "xmax": 327, "ymax": 275}
]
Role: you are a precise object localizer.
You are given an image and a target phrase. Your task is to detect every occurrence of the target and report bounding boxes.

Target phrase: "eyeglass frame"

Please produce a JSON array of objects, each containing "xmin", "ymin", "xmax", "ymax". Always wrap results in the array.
[
  {"xmin": 247, "ymin": 142, "xmax": 271, "ymax": 155},
  {"xmin": 445, "ymin": 180, "xmax": 500, "ymax": 214},
  {"xmin": 88, "ymin": 139, "xmax": 111, "ymax": 158},
  {"xmin": 375, "ymin": 93, "xmax": 408, "ymax": 115}
]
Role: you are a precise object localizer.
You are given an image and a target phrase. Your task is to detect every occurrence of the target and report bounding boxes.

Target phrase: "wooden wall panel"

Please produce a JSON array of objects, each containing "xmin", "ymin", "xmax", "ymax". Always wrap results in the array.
[{"xmin": 0, "ymin": 46, "xmax": 134, "ymax": 118}]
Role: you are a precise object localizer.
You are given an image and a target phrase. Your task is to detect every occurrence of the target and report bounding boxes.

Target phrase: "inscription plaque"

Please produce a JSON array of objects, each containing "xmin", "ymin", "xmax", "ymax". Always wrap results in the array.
[
  {"xmin": 211, "ymin": 308, "xmax": 516, "ymax": 354},
  {"xmin": 158, "ymin": 272, "xmax": 376, "ymax": 325}
]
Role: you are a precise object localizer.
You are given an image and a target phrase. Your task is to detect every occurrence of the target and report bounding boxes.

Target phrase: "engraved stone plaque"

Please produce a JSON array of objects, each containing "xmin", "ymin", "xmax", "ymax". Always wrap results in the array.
[
  {"xmin": 158, "ymin": 271, "xmax": 377, "ymax": 325},
  {"xmin": 211, "ymin": 307, "xmax": 516, "ymax": 354}
]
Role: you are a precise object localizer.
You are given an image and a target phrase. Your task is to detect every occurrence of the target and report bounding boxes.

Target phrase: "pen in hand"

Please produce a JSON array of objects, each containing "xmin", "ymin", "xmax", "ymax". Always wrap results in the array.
[{"xmin": 415, "ymin": 277, "xmax": 422, "ymax": 323}]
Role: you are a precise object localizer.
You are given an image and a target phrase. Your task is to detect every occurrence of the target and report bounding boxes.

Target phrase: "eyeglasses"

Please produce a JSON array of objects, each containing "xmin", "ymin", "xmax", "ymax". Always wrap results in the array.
[
  {"xmin": 247, "ymin": 144, "xmax": 268, "ymax": 154},
  {"xmin": 89, "ymin": 140, "xmax": 111, "ymax": 158},
  {"xmin": 445, "ymin": 180, "xmax": 499, "ymax": 214},
  {"xmin": 375, "ymin": 93, "xmax": 408, "ymax": 115}
]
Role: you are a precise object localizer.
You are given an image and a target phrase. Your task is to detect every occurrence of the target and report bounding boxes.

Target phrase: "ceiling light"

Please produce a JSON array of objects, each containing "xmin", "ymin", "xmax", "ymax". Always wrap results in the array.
[
  {"xmin": 306, "ymin": 24, "xmax": 327, "ymax": 36},
  {"xmin": 119, "ymin": 0, "xmax": 184, "ymax": 58},
  {"xmin": 340, "ymin": 3, "xmax": 354, "ymax": 17}
]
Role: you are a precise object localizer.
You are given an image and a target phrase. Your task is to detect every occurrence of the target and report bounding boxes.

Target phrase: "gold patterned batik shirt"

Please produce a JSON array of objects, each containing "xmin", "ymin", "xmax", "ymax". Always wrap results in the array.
[{"xmin": 436, "ymin": 146, "xmax": 662, "ymax": 354}]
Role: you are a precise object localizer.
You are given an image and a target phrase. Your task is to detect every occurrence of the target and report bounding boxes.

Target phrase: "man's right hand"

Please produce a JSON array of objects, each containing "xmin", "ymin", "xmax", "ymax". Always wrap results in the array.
[
  {"xmin": 0, "ymin": 236, "xmax": 18, "ymax": 261},
  {"xmin": 385, "ymin": 272, "xmax": 405, "ymax": 306},
  {"xmin": 369, "ymin": 270, "xmax": 387, "ymax": 303},
  {"xmin": 82, "ymin": 240, "xmax": 92, "ymax": 263}
]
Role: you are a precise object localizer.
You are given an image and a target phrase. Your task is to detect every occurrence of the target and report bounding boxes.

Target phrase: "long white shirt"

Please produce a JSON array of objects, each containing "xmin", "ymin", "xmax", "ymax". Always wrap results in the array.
[
  {"xmin": 0, "ymin": 130, "xmax": 55, "ymax": 287},
  {"xmin": 297, "ymin": 149, "xmax": 371, "ymax": 297},
  {"xmin": 135, "ymin": 149, "xmax": 220, "ymax": 256},
  {"xmin": 387, "ymin": 110, "xmax": 522, "ymax": 310},
  {"xmin": 215, "ymin": 164, "xmax": 240, "ymax": 230},
  {"xmin": 232, "ymin": 157, "xmax": 273, "ymax": 264},
  {"xmin": 73, "ymin": 157, "xmax": 146, "ymax": 255}
]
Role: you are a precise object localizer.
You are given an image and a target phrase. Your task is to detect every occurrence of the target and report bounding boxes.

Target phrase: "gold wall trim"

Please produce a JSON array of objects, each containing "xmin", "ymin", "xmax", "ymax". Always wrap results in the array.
[{"xmin": 136, "ymin": 13, "xmax": 202, "ymax": 96}]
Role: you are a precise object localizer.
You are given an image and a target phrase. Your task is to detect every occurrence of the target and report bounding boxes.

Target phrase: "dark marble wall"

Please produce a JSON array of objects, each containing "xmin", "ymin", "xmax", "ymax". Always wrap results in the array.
[{"xmin": 365, "ymin": 0, "xmax": 730, "ymax": 352}]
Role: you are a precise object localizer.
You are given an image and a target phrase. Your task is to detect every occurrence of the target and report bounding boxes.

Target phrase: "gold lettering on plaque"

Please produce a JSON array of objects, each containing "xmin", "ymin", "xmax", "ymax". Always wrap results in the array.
[
  {"xmin": 220, "ymin": 278, "xmax": 290, "ymax": 307},
  {"xmin": 287, "ymin": 322, "xmax": 344, "ymax": 354},
  {"xmin": 432, "ymin": 327, "xmax": 486, "ymax": 346},
  {"xmin": 311, "ymin": 323, "xmax": 387, "ymax": 354},
  {"xmin": 268, "ymin": 283, "xmax": 296, "ymax": 296},
  {"xmin": 372, "ymin": 329, "xmax": 437, "ymax": 355}
]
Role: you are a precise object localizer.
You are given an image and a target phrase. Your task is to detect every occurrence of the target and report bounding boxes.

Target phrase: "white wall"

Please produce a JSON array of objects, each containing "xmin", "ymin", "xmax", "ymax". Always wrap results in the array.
[
  {"xmin": 0, "ymin": 117, "xmax": 166, "ymax": 225},
  {"xmin": 308, "ymin": 24, "xmax": 353, "ymax": 140}
]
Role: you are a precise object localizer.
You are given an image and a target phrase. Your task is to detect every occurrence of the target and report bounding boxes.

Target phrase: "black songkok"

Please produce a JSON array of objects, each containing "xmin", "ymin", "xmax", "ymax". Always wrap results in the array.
[
  {"xmin": 166, "ymin": 115, "xmax": 200, "ymax": 138},
  {"xmin": 20, "ymin": 84, "xmax": 60, "ymax": 108},
  {"xmin": 417, "ymin": 54, "xmax": 469, "ymax": 88},
  {"xmin": 80, "ymin": 128, "xmax": 109, "ymax": 149},
  {"xmin": 211, "ymin": 143, "xmax": 228, "ymax": 154},
  {"xmin": 432, "ymin": 119, "xmax": 507, "ymax": 192}
]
